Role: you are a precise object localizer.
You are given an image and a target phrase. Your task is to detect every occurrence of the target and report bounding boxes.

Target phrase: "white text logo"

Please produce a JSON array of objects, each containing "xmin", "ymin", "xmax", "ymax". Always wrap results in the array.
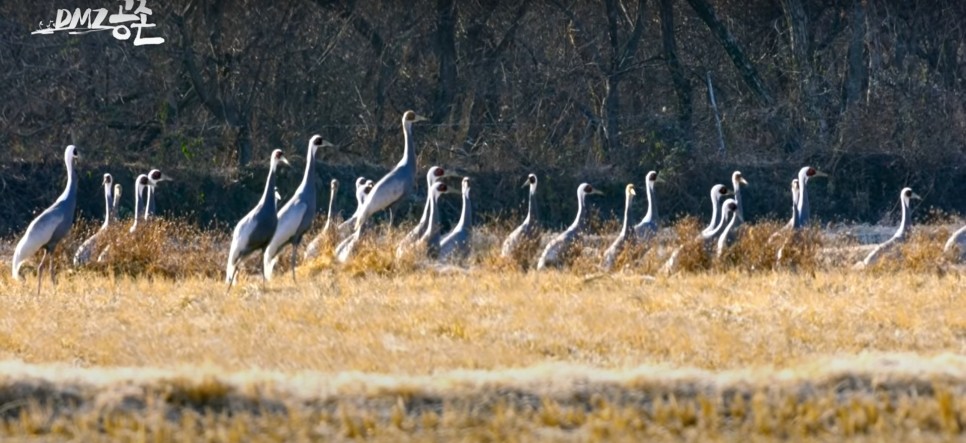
[{"xmin": 31, "ymin": 0, "xmax": 164, "ymax": 46}]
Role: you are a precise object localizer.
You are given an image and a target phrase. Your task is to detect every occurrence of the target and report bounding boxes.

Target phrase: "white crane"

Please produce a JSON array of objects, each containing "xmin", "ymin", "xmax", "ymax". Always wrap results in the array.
[
  {"xmin": 731, "ymin": 171, "xmax": 749, "ymax": 222},
  {"xmin": 263, "ymin": 136, "xmax": 333, "ymax": 281},
  {"xmin": 537, "ymin": 183, "xmax": 603, "ymax": 270},
  {"xmin": 701, "ymin": 184, "xmax": 732, "ymax": 237},
  {"xmin": 129, "ymin": 174, "xmax": 149, "ymax": 233},
  {"xmin": 144, "ymin": 169, "xmax": 171, "ymax": 220},
  {"xmin": 857, "ymin": 187, "xmax": 921, "ymax": 268},
  {"xmin": 944, "ymin": 225, "xmax": 966, "ymax": 263},
  {"xmin": 600, "ymin": 183, "xmax": 636, "ymax": 271},
  {"xmin": 12, "ymin": 145, "xmax": 81, "ymax": 295},
  {"xmin": 716, "ymin": 198, "xmax": 743, "ymax": 258},
  {"xmin": 632, "ymin": 171, "xmax": 659, "ymax": 240},
  {"xmin": 501, "ymin": 173, "xmax": 540, "ymax": 258},
  {"xmin": 226, "ymin": 149, "xmax": 290, "ymax": 290},
  {"xmin": 438, "ymin": 177, "xmax": 473, "ymax": 264},
  {"xmin": 397, "ymin": 166, "xmax": 455, "ymax": 257},
  {"xmin": 303, "ymin": 178, "xmax": 340, "ymax": 261},
  {"xmin": 73, "ymin": 173, "xmax": 114, "ymax": 267}
]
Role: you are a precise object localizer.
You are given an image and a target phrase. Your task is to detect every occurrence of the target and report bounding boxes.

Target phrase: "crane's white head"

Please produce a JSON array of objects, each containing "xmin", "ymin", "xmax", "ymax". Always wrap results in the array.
[
  {"xmin": 626, "ymin": 183, "xmax": 637, "ymax": 197},
  {"xmin": 148, "ymin": 169, "xmax": 172, "ymax": 185},
  {"xmin": 427, "ymin": 166, "xmax": 454, "ymax": 184},
  {"xmin": 645, "ymin": 171, "xmax": 658, "ymax": 184},
  {"xmin": 711, "ymin": 184, "xmax": 731, "ymax": 199},
  {"xmin": 330, "ymin": 178, "xmax": 339, "ymax": 190},
  {"xmin": 791, "ymin": 179, "xmax": 799, "ymax": 192},
  {"xmin": 64, "ymin": 145, "xmax": 80, "ymax": 163},
  {"xmin": 114, "ymin": 183, "xmax": 122, "ymax": 196},
  {"xmin": 430, "ymin": 181, "xmax": 454, "ymax": 200},
  {"xmin": 363, "ymin": 180, "xmax": 374, "ymax": 194},
  {"xmin": 402, "ymin": 110, "xmax": 428, "ymax": 126},
  {"xmin": 798, "ymin": 166, "xmax": 827, "ymax": 184},
  {"xmin": 901, "ymin": 187, "xmax": 921, "ymax": 202},
  {"xmin": 732, "ymin": 170, "xmax": 748, "ymax": 186},
  {"xmin": 461, "ymin": 177, "xmax": 471, "ymax": 195},
  {"xmin": 722, "ymin": 198, "xmax": 738, "ymax": 217},
  {"xmin": 354, "ymin": 177, "xmax": 367, "ymax": 190},
  {"xmin": 524, "ymin": 173, "xmax": 538, "ymax": 188},
  {"xmin": 102, "ymin": 173, "xmax": 113, "ymax": 186},
  {"xmin": 270, "ymin": 149, "xmax": 290, "ymax": 169},
  {"xmin": 308, "ymin": 135, "xmax": 333, "ymax": 158},
  {"xmin": 136, "ymin": 174, "xmax": 149, "ymax": 191},
  {"xmin": 578, "ymin": 183, "xmax": 603, "ymax": 197}
]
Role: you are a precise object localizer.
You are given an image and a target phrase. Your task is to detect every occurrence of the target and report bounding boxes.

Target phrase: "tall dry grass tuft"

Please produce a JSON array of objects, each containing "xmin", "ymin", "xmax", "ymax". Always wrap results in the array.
[
  {"xmin": 718, "ymin": 220, "xmax": 786, "ymax": 272},
  {"xmin": 663, "ymin": 216, "xmax": 712, "ymax": 273},
  {"xmin": 88, "ymin": 218, "xmax": 228, "ymax": 279},
  {"xmin": 772, "ymin": 226, "xmax": 823, "ymax": 273},
  {"xmin": 863, "ymin": 228, "xmax": 949, "ymax": 275}
]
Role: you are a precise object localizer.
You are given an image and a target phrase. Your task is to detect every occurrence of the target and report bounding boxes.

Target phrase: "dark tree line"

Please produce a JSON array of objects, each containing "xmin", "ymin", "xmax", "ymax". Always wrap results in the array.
[{"xmin": 1, "ymin": 0, "xmax": 965, "ymax": 233}]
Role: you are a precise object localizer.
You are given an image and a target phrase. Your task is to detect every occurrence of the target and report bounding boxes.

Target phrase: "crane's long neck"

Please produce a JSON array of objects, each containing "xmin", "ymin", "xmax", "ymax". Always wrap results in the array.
[
  {"xmin": 401, "ymin": 121, "xmax": 416, "ymax": 170},
  {"xmin": 619, "ymin": 193, "xmax": 634, "ymax": 236},
  {"xmin": 423, "ymin": 193, "xmax": 439, "ymax": 239},
  {"xmin": 454, "ymin": 189, "xmax": 472, "ymax": 231},
  {"xmin": 895, "ymin": 195, "xmax": 911, "ymax": 239},
  {"xmin": 644, "ymin": 181, "xmax": 657, "ymax": 223},
  {"xmin": 733, "ymin": 181, "xmax": 743, "ymax": 221},
  {"xmin": 417, "ymin": 177, "xmax": 434, "ymax": 226},
  {"xmin": 262, "ymin": 162, "xmax": 279, "ymax": 213},
  {"xmin": 711, "ymin": 206, "xmax": 732, "ymax": 238},
  {"xmin": 144, "ymin": 186, "xmax": 154, "ymax": 220},
  {"xmin": 103, "ymin": 183, "xmax": 113, "ymax": 229},
  {"xmin": 132, "ymin": 183, "xmax": 142, "ymax": 227},
  {"xmin": 300, "ymin": 147, "xmax": 317, "ymax": 199},
  {"xmin": 705, "ymin": 193, "xmax": 720, "ymax": 233},
  {"xmin": 568, "ymin": 191, "xmax": 586, "ymax": 232},
  {"xmin": 524, "ymin": 183, "xmax": 538, "ymax": 224},
  {"xmin": 725, "ymin": 208, "xmax": 742, "ymax": 234},
  {"xmin": 797, "ymin": 177, "xmax": 810, "ymax": 227},
  {"xmin": 63, "ymin": 154, "xmax": 78, "ymax": 213}
]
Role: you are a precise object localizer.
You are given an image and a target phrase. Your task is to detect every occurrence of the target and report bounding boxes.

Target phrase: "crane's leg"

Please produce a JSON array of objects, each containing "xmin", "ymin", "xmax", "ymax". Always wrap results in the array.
[
  {"xmin": 36, "ymin": 249, "xmax": 48, "ymax": 296},
  {"xmin": 226, "ymin": 266, "xmax": 239, "ymax": 295}
]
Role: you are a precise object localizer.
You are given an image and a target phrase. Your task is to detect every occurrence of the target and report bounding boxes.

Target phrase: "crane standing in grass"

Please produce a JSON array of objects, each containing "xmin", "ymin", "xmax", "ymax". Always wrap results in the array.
[
  {"xmin": 438, "ymin": 177, "xmax": 474, "ymax": 264},
  {"xmin": 632, "ymin": 171, "xmax": 659, "ymax": 240},
  {"xmin": 537, "ymin": 183, "xmax": 603, "ymax": 270},
  {"xmin": 501, "ymin": 173, "xmax": 540, "ymax": 259},
  {"xmin": 73, "ymin": 173, "xmax": 114, "ymax": 267},
  {"xmin": 264, "ymin": 136, "xmax": 333, "ymax": 281},
  {"xmin": 12, "ymin": 145, "xmax": 81, "ymax": 295},
  {"xmin": 226, "ymin": 149, "xmax": 290, "ymax": 290},
  {"xmin": 600, "ymin": 183, "xmax": 637, "ymax": 271}
]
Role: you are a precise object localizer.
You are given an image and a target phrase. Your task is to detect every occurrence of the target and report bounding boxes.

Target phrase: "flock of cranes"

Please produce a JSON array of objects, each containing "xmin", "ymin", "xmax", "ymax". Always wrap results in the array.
[{"xmin": 9, "ymin": 111, "xmax": 966, "ymax": 294}]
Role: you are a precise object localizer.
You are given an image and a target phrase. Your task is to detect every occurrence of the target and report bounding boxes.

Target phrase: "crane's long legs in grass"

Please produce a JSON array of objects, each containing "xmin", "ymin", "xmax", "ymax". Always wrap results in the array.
[
  {"xmin": 35, "ymin": 249, "xmax": 48, "ymax": 296},
  {"xmin": 290, "ymin": 243, "xmax": 298, "ymax": 283}
]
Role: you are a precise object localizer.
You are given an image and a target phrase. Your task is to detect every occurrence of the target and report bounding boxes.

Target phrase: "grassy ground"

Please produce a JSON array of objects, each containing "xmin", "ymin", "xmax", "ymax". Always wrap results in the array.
[{"xmin": 0, "ymin": 218, "xmax": 965, "ymax": 440}]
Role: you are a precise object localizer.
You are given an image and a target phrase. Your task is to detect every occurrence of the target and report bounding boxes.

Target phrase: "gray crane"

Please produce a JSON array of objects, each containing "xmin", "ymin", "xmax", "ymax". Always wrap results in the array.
[
  {"xmin": 537, "ymin": 183, "xmax": 603, "ymax": 270},
  {"xmin": 701, "ymin": 184, "xmax": 732, "ymax": 237},
  {"xmin": 661, "ymin": 198, "xmax": 736, "ymax": 274},
  {"xmin": 303, "ymin": 178, "xmax": 340, "ymax": 261},
  {"xmin": 144, "ymin": 169, "xmax": 171, "ymax": 220},
  {"xmin": 129, "ymin": 174, "xmax": 149, "ymax": 233},
  {"xmin": 73, "ymin": 173, "xmax": 114, "ymax": 267},
  {"xmin": 340, "ymin": 110, "xmax": 428, "ymax": 235},
  {"xmin": 944, "ymin": 225, "xmax": 966, "ymax": 263},
  {"xmin": 263, "ymin": 136, "xmax": 333, "ymax": 281},
  {"xmin": 413, "ymin": 181, "xmax": 455, "ymax": 259},
  {"xmin": 632, "ymin": 171, "xmax": 659, "ymax": 240},
  {"xmin": 600, "ymin": 183, "xmax": 636, "ymax": 271},
  {"xmin": 794, "ymin": 166, "xmax": 827, "ymax": 228},
  {"xmin": 716, "ymin": 198, "xmax": 743, "ymax": 259},
  {"xmin": 732, "ymin": 171, "xmax": 749, "ymax": 222},
  {"xmin": 12, "ymin": 145, "xmax": 81, "ymax": 295},
  {"xmin": 858, "ymin": 187, "xmax": 921, "ymax": 268},
  {"xmin": 397, "ymin": 166, "xmax": 455, "ymax": 257},
  {"xmin": 501, "ymin": 173, "xmax": 540, "ymax": 258},
  {"xmin": 226, "ymin": 149, "xmax": 290, "ymax": 289},
  {"xmin": 339, "ymin": 177, "xmax": 369, "ymax": 236},
  {"xmin": 438, "ymin": 177, "xmax": 474, "ymax": 264}
]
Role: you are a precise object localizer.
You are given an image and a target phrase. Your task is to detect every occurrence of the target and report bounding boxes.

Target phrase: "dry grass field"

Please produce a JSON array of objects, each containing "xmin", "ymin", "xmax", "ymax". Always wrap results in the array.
[{"xmin": 0, "ymin": 217, "xmax": 965, "ymax": 441}]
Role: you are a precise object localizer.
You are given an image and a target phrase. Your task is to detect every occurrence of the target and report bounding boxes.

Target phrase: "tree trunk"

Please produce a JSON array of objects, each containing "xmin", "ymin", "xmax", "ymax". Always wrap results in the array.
[
  {"xmin": 659, "ymin": 0, "xmax": 692, "ymax": 150},
  {"xmin": 842, "ymin": 0, "xmax": 867, "ymax": 110},
  {"xmin": 433, "ymin": 0, "xmax": 457, "ymax": 123}
]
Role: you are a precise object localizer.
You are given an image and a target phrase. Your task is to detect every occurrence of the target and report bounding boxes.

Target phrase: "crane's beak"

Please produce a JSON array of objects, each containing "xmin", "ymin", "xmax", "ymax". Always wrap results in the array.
[
  {"xmin": 414, "ymin": 114, "xmax": 429, "ymax": 123},
  {"xmin": 739, "ymin": 177, "xmax": 749, "ymax": 186},
  {"xmin": 160, "ymin": 174, "xmax": 173, "ymax": 182},
  {"xmin": 591, "ymin": 189, "xmax": 604, "ymax": 196},
  {"xmin": 321, "ymin": 140, "xmax": 335, "ymax": 149},
  {"xmin": 814, "ymin": 170, "xmax": 829, "ymax": 178},
  {"xmin": 280, "ymin": 157, "xmax": 291, "ymax": 167},
  {"xmin": 911, "ymin": 193, "xmax": 922, "ymax": 200}
]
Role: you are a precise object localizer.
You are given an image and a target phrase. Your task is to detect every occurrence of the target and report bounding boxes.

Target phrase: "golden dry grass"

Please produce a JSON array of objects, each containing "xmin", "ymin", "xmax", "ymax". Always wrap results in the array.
[{"xmin": 1, "ymin": 217, "xmax": 965, "ymax": 440}]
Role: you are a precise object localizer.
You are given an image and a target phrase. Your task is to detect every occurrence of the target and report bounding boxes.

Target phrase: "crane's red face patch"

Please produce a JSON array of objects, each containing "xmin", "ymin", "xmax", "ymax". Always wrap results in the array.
[
  {"xmin": 584, "ymin": 185, "xmax": 594, "ymax": 193},
  {"xmin": 434, "ymin": 168, "xmax": 445, "ymax": 177},
  {"xmin": 139, "ymin": 177, "xmax": 149, "ymax": 185},
  {"xmin": 528, "ymin": 175, "xmax": 537, "ymax": 184},
  {"xmin": 150, "ymin": 171, "xmax": 162, "ymax": 180},
  {"xmin": 438, "ymin": 184, "xmax": 448, "ymax": 193},
  {"xmin": 719, "ymin": 187, "xmax": 728, "ymax": 194},
  {"xmin": 313, "ymin": 137, "xmax": 323, "ymax": 146},
  {"xmin": 648, "ymin": 172, "xmax": 657, "ymax": 181},
  {"xmin": 404, "ymin": 111, "xmax": 416, "ymax": 122},
  {"xmin": 807, "ymin": 168, "xmax": 817, "ymax": 176}
]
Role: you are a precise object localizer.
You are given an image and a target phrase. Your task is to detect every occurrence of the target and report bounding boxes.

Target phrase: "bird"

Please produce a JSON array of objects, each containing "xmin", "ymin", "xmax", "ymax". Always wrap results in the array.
[
  {"xmin": 412, "ymin": 181, "xmax": 455, "ymax": 259},
  {"xmin": 857, "ymin": 187, "xmax": 921, "ymax": 268},
  {"xmin": 661, "ymin": 198, "xmax": 736, "ymax": 274},
  {"xmin": 12, "ymin": 145, "xmax": 81, "ymax": 295},
  {"xmin": 701, "ymin": 184, "xmax": 733, "ymax": 237},
  {"xmin": 263, "ymin": 136, "xmax": 333, "ymax": 281},
  {"xmin": 782, "ymin": 179, "xmax": 800, "ymax": 230},
  {"xmin": 731, "ymin": 171, "xmax": 749, "ymax": 222},
  {"xmin": 144, "ymin": 169, "xmax": 171, "ymax": 220},
  {"xmin": 632, "ymin": 171, "xmax": 659, "ymax": 240},
  {"xmin": 334, "ymin": 179, "xmax": 375, "ymax": 259},
  {"xmin": 537, "ymin": 183, "xmax": 603, "ymax": 270},
  {"xmin": 397, "ymin": 166, "xmax": 455, "ymax": 257},
  {"xmin": 303, "ymin": 178, "xmax": 340, "ymax": 261},
  {"xmin": 226, "ymin": 149, "xmax": 290, "ymax": 290},
  {"xmin": 73, "ymin": 173, "xmax": 114, "ymax": 267},
  {"xmin": 111, "ymin": 183, "xmax": 122, "ymax": 222},
  {"xmin": 944, "ymin": 224, "xmax": 966, "ymax": 262},
  {"xmin": 438, "ymin": 177, "xmax": 474, "ymax": 264},
  {"xmin": 716, "ymin": 199, "xmax": 743, "ymax": 258},
  {"xmin": 338, "ymin": 177, "xmax": 369, "ymax": 236},
  {"xmin": 794, "ymin": 166, "xmax": 827, "ymax": 228},
  {"xmin": 501, "ymin": 173, "xmax": 541, "ymax": 260},
  {"xmin": 600, "ymin": 183, "xmax": 636, "ymax": 271},
  {"xmin": 339, "ymin": 110, "xmax": 427, "ymax": 234},
  {"xmin": 129, "ymin": 174, "xmax": 149, "ymax": 232}
]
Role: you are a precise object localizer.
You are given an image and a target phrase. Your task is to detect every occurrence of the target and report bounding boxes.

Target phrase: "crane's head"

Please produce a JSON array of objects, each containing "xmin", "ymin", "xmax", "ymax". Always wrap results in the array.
[
  {"xmin": 579, "ymin": 183, "xmax": 603, "ymax": 197},
  {"xmin": 722, "ymin": 198, "xmax": 738, "ymax": 216},
  {"xmin": 148, "ymin": 169, "xmax": 172, "ymax": 184},
  {"xmin": 65, "ymin": 145, "xmax": 80, "ymax": 163},
  {"xmin": 431, "ymin": 181, "xmax": 453, "ymax": 199},
  {"xmin": 308, "ymin": 135, "xmax": 334, "ymax": 157},
  {"xmin": 136, "ymin": 174, "xmax": 149, "ymax": 189},
  {"xmin": 791, "ymin": 179, "xmax": 799, "ymax": 191},
  {"xmin": 733, "ymin": 170, "xmax": 748, "ymax": 186},
  {"xmin": 271, "ymin": 149, "xmax": 291, "ymax": 168},
  {"xmin": 524, "ymin": 173, "xmax": 538, "ymax": 188},
  {"xmin": 427, "ymin": 166, "xmax": 454, "ymax": 184},
  {"xmin": 402, "ymin": 110, "xmax": 428, "ymax": 125},
  {"xmin": 799, "ymin": 166, "xmax": 828, "ymax": 182},
  {"xmin": 645, "ymin": 171, "xmax": 659, "ymax": 186},
  {"xmin": 711, "ymin": 184, "xmax": 731, "ymax": 199},
  {"xmin": 462, "ymin": 177, "xmax": 471, "ymax": 194},
  {"xmin": 102, "ymin": 173, "xmax": 113, "ymax": 185},
  {"xmin": 901, "ymin": 187, "xmax": 921, "ymax": 201},
  {"xmin": 354, "ymin": 177, "xmax": 367, "ymax": 189},
  {"xmin": 626, "ymin": 183, "xmax": 636, "ymax": 197},
  {"xmin": 363, "ymin": 180, "xmax": 374, "ymax": 194},
  {"xmin": 330, "ymin": 178, "xmax": 339, "ymax": 190}
]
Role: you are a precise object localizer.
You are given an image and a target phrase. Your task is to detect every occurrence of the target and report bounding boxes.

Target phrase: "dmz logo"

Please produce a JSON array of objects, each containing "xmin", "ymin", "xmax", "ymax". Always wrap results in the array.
[{"xmin": 31, "ymin": 0, "xmax": 164, "ymax": 46}]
